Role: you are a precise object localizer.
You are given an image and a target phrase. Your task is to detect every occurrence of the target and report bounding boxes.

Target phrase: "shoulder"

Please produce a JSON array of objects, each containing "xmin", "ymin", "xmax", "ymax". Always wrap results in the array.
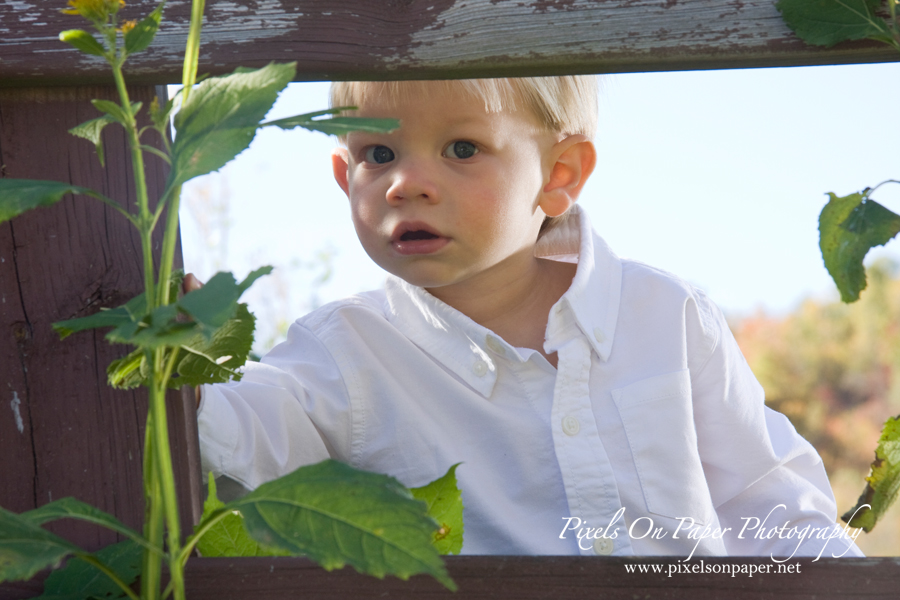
[
  {"xmin": 618, "ymin": 258, "xmax": 722, "ymax": 367},
  {"xmin": 296, "ymin": 289, "xmax": 389, "ymax": 334}
]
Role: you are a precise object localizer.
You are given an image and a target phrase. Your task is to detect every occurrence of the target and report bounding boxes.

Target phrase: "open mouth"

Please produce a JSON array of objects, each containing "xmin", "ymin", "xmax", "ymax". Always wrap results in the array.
[
  {"xmin": 391, "ymin": 223, "xmax": 449, "ymax": 255},
  {"xmin": 399, "ymin": 230, "xmax": 439, "ymax": 241}
]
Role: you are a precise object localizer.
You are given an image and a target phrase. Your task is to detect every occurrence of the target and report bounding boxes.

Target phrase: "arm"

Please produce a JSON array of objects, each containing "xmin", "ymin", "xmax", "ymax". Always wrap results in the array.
[
  {"xmin": 689, "ymin": 292, "xmax": 863, "ymax": 559},
  {"xmin": 197, "ymin": 321, "xmax": 352, "ymax": 491}
]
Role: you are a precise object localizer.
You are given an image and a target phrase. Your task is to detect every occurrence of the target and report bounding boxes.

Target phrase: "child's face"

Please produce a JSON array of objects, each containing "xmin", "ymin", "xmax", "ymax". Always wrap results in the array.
[{"xmin": 331, "ymin": 84, "xmax": 566, "ymax": 295}]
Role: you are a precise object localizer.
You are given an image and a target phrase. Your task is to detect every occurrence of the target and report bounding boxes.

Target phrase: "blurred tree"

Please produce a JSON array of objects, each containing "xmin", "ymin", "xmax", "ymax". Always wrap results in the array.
[{"xmin": 732, "ymin": 259, "xmax": 900, "ymax": 474}]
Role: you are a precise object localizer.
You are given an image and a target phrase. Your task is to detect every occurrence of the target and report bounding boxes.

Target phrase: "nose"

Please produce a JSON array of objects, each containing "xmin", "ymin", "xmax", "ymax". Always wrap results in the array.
[{"xmin": 385, "ymin": 158, "xmax": 439, "ymax": 207}]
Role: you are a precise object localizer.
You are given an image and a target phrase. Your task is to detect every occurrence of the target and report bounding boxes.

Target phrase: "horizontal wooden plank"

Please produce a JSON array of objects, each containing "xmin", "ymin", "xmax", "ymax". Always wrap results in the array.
[
  {"xmin": 185, "ymin": 556, "xmax": 900, "ymax": 600},
  {"xmin": 0, "ymin": 0, "xmax": 896, "ymax": 87},
  {"xmin": 2, "ymin": 556, "xmax": 897, "ymax": 599}
]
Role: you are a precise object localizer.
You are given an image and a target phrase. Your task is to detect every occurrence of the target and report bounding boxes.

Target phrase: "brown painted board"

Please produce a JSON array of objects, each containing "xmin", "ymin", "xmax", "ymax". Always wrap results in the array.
[
  {"xmin": 1, "ymin": 0, "xmax": 897, "ymax": 87},
  {"xmin": 3, "ymin": 555, "xmax": 897, "ymax": 600},
  {"xmin": 179, "ymin": 556, "xmax": 897, "ymax": 600},
  {"xmin": 0, "ymin": 85, "xmax": 201, "ymax": 550}
]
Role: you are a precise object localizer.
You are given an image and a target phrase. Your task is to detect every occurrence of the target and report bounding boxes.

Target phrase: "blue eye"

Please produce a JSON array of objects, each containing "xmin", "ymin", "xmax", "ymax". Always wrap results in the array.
[
  {"xmin": 365, "ymin": 145, "xmax": 395, "ymax": 164},
  {"xmin": 444, "ymin": 141, "xmax": 478, "ymax": 159}
]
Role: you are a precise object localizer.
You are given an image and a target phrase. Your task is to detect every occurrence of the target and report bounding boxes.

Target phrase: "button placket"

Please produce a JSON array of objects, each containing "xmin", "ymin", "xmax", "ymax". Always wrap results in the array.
[{"xmin": 549, "ymin": 337, "xmax": 632, "ymax": 556}]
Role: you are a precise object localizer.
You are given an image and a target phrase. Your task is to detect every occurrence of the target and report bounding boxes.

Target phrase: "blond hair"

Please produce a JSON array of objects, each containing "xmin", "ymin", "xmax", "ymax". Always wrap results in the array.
[{"xmin": 330, "ymin": 76, "xmax": 598, "ymax": 233}]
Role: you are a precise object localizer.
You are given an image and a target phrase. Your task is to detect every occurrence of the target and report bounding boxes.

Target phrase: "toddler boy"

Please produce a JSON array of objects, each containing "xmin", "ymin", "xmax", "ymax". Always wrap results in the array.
[{"xmin": 198, "ymin": 76, "xmax": 862, "ymax": 558}]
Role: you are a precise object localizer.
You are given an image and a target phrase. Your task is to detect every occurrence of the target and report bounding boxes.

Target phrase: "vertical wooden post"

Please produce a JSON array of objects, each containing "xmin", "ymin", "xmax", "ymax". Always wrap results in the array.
[{"xmin": 0, "ymin": 86, "xmax": 201, "ymax": 553}]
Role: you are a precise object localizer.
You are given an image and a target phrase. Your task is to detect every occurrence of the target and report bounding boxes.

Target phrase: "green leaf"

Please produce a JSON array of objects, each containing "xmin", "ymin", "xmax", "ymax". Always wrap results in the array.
[
  {"xmin": 178, "ymin": 267, "xmax": 272, "ymax": 331},
  {"xmin": 20, "ymin": 498, "xmax": 143, "ymax": 545},
  {"xmin": 410, "ymin": 464, "xmax": 464, "ymax": 555},
  {"xmin": 842, "ymin": 416, "xmax": 900, "ymax": 532},
  {"xmin": 170, "ymin": 63, "xmax": 295, "ymax": 187},
  {"xmin": 124, "ymin": 2, "xmax": 165, "ymax": 55},
  {"xmin": 69, "ymin": 115, "xmax": 116, "ymax": 167},
  {"xmin": 230, "ymin": 460, "xmax": 454, "ymax": 590},
  {"xmin": 107, "ymin": 349, "xmax": 146, "ymax": 390},
  {"xmin": 819, "ymin": 191, "xmax": 900, "ymax": 302},
  {"xmin": 193, "ymin": 474, "xmax": 289, "ymax": 558},
  {"xmin": 36, "ymin": 540, "xmax": 141, "ymax": 600},
  {"xmin": 0, "ymin": 506, "xmax": 80, "ymax": 583},
  {"xmin": 0, "ymin": 179, "xmax": 100, "ymax": 224},
  {"xmin": 169, "ymin": 303, "xmax": 256, "ymax": 388},
  {"xmin": 263, "ymin": 107, "xmax": 399, "ymax": 136},
  {"xmin": 776, "ymin": 0, "xmax": 894, "ymax": 47},
  {"xmin": 53, "ymin": 306, "xmax": 134, "ymax": 341},
  {"xmin": 91, "ymin": 100, "xmax": 141, "ymax": 126},
  {"xmin": 59, "ymin": 29, "xmax": 107, "ymax": 57}
]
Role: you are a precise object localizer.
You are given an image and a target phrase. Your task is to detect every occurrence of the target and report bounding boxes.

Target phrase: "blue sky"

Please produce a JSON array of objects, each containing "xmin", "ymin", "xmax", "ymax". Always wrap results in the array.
[{"xmin": 179, "ymin": 62, "xmax": 900, "ymax": 353}]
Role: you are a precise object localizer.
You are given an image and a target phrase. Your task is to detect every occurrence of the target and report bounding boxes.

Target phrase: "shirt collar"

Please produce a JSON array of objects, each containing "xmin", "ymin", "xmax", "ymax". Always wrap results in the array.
[{"xmin": 384, "ymin": 205, "xmax": 622, "ymax": 398}]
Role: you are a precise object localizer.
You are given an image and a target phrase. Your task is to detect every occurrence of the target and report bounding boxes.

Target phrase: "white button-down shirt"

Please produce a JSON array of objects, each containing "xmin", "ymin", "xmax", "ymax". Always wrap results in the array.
[{"xmin": 199, "ymin": 206, "xmax": 861, "ymax": 558}]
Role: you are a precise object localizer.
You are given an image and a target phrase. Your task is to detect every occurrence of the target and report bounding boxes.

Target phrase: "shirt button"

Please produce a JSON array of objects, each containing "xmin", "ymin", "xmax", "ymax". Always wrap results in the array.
[
  {"xmin": 561, "ymin": 415, "xmax": 580, "ymax": 436},
  {"xmin": 485, "ymin": 335, "xmax": 506, "ymax": 356},
  {"xmin": 594, "ymin": 537, "xmax": 614, "ymax": 555},
  {"xmin": 593, "ymin": 327, "xmax": 605, "ymax": 343},
  {"xmin": 473, "ymin": 360, "xmax": 488, "ymax": 377}
]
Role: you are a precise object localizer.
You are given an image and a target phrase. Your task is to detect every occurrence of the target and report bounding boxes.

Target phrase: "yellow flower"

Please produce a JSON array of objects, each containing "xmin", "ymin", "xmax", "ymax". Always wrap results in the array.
[
  {"xmin": 61, "ymin": 0, "xmax": 124, "ymax": 21},
  {"xmin": 120, "ymin": 19, "xmax": 137, "ymax": 34}
]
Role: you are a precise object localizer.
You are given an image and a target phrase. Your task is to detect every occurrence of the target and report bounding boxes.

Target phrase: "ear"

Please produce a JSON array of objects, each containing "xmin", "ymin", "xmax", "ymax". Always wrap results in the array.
[
  {"xmin": 331, "ymin": 147, "xmax": 350, "ymax": 197},
  {"xmin": 539, "ymin": 135, "xmax": 597, "ymax": 218}
]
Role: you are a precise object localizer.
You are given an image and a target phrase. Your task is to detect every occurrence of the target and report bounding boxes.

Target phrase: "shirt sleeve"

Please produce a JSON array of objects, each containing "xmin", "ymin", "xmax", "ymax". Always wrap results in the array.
[
  {"xmin": 688, "ymin": 291, "xmax": 864, "ymax": 559},
  {"xmin": 197, "ymin": 321, "xmax": 352, "ymax": 491}
]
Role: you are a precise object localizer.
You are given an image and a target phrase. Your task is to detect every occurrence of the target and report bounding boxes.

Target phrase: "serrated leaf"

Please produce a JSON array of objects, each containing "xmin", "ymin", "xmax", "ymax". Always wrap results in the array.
[
  {"xmin": 230, "ymin": 460, "xmax": 454, "ymax": 590},
  {"xmin": 410, "ymin": 464, "xmax": 464, "ymax": 555},
  {"xmin": 124, "ymin": 2, "xmax": 165, "ymax": 55},
  {"xmin": 193, "ymin": 474, "xmax": 289, "ymax": 558},
  {"xmin": 842, "ymin": 416, "xmax": 900, "ymax": 532},
  {"xmin": 0, "ymin": 506, "xmax": 80, "ymax": 583},
  {"xmin": 776, "ymin": 0, "xmax": 894, "ymax": 47},
  {"xmin": 69, "ymin": 114, "xmax": 116, "ymax": 167},
  {"xmin": 170, "ymin": 63, "xmax": 295, "ymax": 187},
  {"xmin": 819, "ymin": 191, "xmax": 900, "ymax": 302},
  {"xmin": 0, "ymin": 179, "xmax": 101, "ymax": 224},
  {"xmin": 59, "ymin": 29, "xmax": 107, "ymax": 57},
  {"xmin": 177, "ymin": 267, "xmax": 272, "ymax": 331},
  {"xmin": 169, "ymin": 303, "xmax": 255, "ymax": 388},
  {"xmin": 35, "ymin": 540, "xmax": 141, "ymax": 600}
]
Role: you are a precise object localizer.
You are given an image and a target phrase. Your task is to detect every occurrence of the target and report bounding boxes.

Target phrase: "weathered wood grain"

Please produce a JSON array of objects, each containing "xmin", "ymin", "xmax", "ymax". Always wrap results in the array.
[
  {"xmin": 0, "ymin": 0, "xmax": 896, "ymax": 87},
  {"xmin": 3, "ymin": 555, "xmax": 897, "ymax": 600},
  {"xmin": 0, "ymin": 85, "xmax": 201, "ymax": 550},
  {"xmin": 177, "ymin": 556, "xmax": 900, "ymax": 600}
]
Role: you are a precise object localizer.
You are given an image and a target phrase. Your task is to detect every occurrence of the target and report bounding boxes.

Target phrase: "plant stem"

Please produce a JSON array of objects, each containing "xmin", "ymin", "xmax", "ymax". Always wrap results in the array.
[
  {"xmin": 150, "ymin": 348, "xmax": 185, "ymax": 600},
  {"xmin": 141, "ymin": 408, "xmax": 164, "ymax": 600},
  {"xmin": 155, "ymin": 184, "xmax": 182, "ymax": 308},
  {"xmin": 111, "ymin": 60, "xmax": 156, "ymax": 310},
  {"xmin": 182, "ymin": 0, "xmax": 206, "ymax": 103}
]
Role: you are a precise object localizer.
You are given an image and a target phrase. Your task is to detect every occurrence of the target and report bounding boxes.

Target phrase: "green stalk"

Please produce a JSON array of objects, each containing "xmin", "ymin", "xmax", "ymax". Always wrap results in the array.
[
  {"xmin": 111, "ymin": 60, "xmax": 156, "ymax": 310},
  {"xmin": 155, "ymin": 184, "xmax": 182, "ymax": 308},
  {"xmin": 182, "ymin": 0, "xmax": 206, "ymax": 103},
  {"xmin": 150, "ymin": 348, "xmax": 185, "ymax": 600},
  {"xmin": 141, "ymin": 409, "xmax": 164, "ymax": 600},
  {"xmin": 158, "ymin": 0, "xmax": 205, "ymax": 307}
]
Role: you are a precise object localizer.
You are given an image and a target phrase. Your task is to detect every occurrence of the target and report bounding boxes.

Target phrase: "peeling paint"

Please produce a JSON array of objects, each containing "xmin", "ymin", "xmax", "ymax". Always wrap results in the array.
[
  {"xmin": 393, "ymin": 0, "xmax": 787, "ymax": 66},
  {"xmin": 10, "ymin": 391, "xmax": 24, "ymax": 434}
]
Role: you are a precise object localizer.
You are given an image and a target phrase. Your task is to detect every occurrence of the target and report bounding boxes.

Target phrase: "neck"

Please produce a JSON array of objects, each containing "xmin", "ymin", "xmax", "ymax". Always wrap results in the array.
[{"xmin": 426, "ymin": 256, "xmax": 577, "ymax": 367}]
